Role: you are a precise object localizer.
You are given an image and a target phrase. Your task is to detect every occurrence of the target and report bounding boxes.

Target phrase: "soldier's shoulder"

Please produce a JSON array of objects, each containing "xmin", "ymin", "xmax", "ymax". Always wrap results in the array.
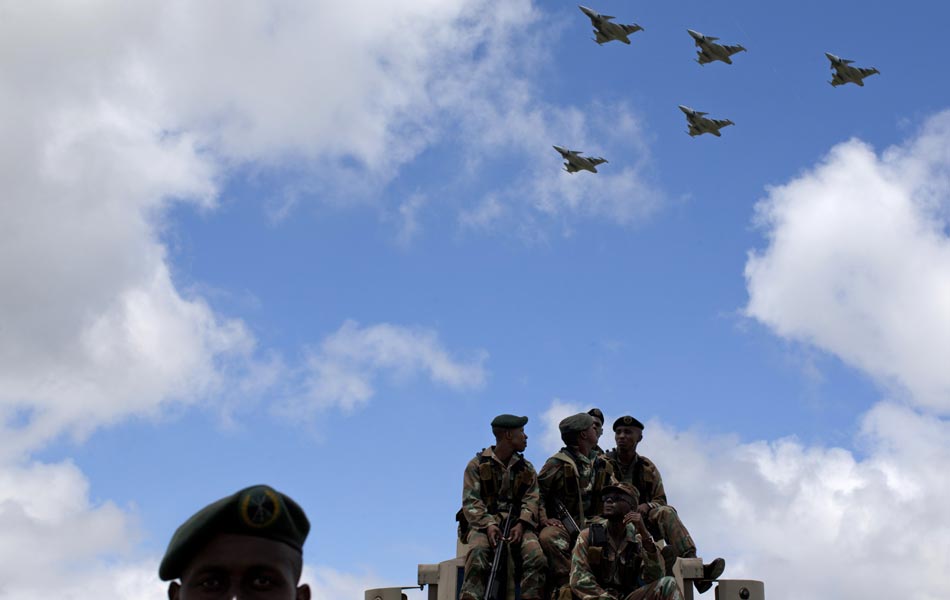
[
  {"xmin": 638, "ymin": 454, "xmax": 662, "ymax": 474},
  {"xmin": 538, "ymin": 455, "xmax": 564, "ymax": 474},
  {"xmin": 517, "ymin": 455, "xmax": 538, "ymax": 472},
  {"xmin": 465, "ymin": 448, "xmax": 490, "ymax": 467}
]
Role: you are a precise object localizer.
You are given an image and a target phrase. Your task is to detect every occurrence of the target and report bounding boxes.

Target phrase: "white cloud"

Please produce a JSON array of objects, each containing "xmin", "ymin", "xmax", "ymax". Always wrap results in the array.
[
  {"xmin": 0, "ymin": 0, "xmax": 545, "ymax": 451},
  {"xmin": 631, "ymin": 403, "xmax": 950, "ymax": 600},
  {"xmin": 745, "ymin": 110, "xmax": 950, "ymax": 413},
  {"xmin": 459, "ymin": 194, "xmax": 507, "ymax": 231},
  {"xmin": 0, "ymin": 92, "xmax": 253, "ymax": 455},
  {"xmin": 284, "ymin": 320, "xmax": 488, "ymax": 416},
  {"xmin": 395, "ymin": 193, "xmax": 428, "ymax": 247},
  {"xmin": 0, "ymin": 458, "xmax": 160, "ymax": 599}
]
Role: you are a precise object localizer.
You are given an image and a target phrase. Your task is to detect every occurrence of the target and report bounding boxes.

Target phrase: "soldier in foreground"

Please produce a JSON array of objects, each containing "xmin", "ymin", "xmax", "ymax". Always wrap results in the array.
[
  {"xmin": 159, "ymin": 484, "xmax": 312, "ymax": 599},
  {"xmin": 570, "ymin": 482, "xmax": 683, "ymax": 600},
  {"xmin": 538, "ymin": 412, "xmax": 616, "ymax": 599},
  {"xmin": 457, "ymin": 414, "xmax": 546, "ymax": 600},
  {"xmin": 605, "ymin": 416, "xmax": 724, "ymax": 593}
]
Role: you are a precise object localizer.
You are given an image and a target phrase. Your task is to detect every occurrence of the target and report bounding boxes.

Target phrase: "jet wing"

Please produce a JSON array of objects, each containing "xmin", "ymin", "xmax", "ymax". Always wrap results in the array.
[
  {"xmin": 589, "ymin": 157, "xmax": 608, "ymax": 166},
  {"xmin": 722, "ymin": 43, "xmax": 745, "ymax": 56},
  {"xmin": 711, "ymin": 118, "xmax": 734, "ymax": 129},
  {"xmin": 621, "ymin": 23, "xmax": 643, "ymax": 34},
  {"xmin": 857, "ymin": 66, "xmax": 880, "ymax": 77}
]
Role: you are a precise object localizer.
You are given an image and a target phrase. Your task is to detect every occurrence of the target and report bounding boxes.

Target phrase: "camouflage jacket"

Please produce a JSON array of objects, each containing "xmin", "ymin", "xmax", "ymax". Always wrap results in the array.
[
  {"xmin": 604, "ymin": 450, "xmax": 668, "ymax": 511},
  {"xmin": 570, "ymin": 522, "xmax": 664, "ymax": 600},
  {"xmin": 538, "ymin": 447, "xmax": 615, "ymax": 526},
  {"xmin": 461, "ymin": 447, "xmax": 540, "ymax": 533}
]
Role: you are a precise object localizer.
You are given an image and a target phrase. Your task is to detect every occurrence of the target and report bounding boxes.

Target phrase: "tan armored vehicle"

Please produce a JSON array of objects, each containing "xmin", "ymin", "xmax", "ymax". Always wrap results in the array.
[{"xmin": 365, "ymin": 538, "xmax": 764, "ymax": 600}]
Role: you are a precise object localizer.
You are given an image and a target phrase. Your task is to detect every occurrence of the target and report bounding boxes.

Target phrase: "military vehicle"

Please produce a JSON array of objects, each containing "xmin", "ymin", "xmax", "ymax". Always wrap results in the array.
[{"xmin": 366, "ymin": 537, "xmax": 764, "ymax": 600}]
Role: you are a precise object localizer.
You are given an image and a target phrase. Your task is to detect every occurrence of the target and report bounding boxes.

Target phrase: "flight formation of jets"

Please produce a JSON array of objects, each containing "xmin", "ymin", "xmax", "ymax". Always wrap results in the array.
[{"xmin": 556, "ymin": 5, "xmax": 880, "ymax": 174}]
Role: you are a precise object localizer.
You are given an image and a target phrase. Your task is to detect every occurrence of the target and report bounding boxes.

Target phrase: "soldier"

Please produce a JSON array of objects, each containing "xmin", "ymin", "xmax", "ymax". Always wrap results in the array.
[
  {"xmin": 587, "ymin": 408, "xmax": 606, "ymax": 458},
  {"xmin": 538, "ymin": 412, "xmax": 616, "ymax": 599},
  {"xmin": 159, "ymin": 484, "xmax": 312, "ymax": 599},
  {"xmin": 570, "ymin": 482, "xmax": 683, "ymax": 600},
  {"xmin": 458, "ymin": 414, "xmax": 546, "ymax": 600},
  {"xmin": 605, "ymin": 416, "xmax": 725, "ymax": 594}
]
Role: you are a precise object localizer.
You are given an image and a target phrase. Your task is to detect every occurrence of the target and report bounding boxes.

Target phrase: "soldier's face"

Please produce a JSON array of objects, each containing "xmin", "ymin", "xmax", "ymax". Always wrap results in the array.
[
  {"xmin": 168, "ymin": 534, "xmax": 310, "ymax": 600},
  {"xmin": 615, "ymin": 426, "xmax": 643, "ymax": 451},
  {"xmin": 602, "ymin": 495, "xmax": 631, "ymax": 519},
  {"xmin": 592, "ymin": 419, "xmax": 604, "ymax": 442},
  {"xmin": 508, "ymin": 427, "xmax": 528, "ymax": 451}
]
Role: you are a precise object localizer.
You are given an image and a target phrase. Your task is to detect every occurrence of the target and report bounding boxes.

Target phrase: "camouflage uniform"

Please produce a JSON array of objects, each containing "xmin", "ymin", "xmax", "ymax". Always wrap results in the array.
[
  {"xmin": 604, "ymin": 450, "xmax": 696, "ymax": 560},
  {"xmin": 538, "ymin": 447, "xmax": 615, "ymax": 595},
  {"xmin": 570, "ymin": 522, "xmax": 683, "ymax": 600},
  {"xmin": 459, "ymin": 447, "xmax": 546, "ymax": 600}
]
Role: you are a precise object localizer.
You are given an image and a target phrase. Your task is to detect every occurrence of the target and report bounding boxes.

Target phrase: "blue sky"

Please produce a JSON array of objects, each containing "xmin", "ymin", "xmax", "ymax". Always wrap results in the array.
[{"xmin": 2, "ymin": 1, "xmax": 950, "ymax": 598}]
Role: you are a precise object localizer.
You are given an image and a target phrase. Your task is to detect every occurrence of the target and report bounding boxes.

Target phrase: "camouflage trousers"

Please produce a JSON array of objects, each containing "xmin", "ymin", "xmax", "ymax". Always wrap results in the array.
[
  {"xmin": 538, "ymin": 525, "xmax": 574, "ymax": 591},
  {"xmin": 646, "ymin": 507, "xmax": 695, "ymax": 559},
  {"xmin": 621, "ymin": 576, "xmax": 684, "ymax": 600},
  {"xmin": 460, "ymin": 529, "xmax": 546, "ymax": 600}
]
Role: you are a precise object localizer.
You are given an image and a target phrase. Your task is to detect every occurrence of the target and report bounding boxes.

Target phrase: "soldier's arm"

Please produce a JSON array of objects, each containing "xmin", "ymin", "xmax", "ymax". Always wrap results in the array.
[
  {"xmin": 519, "ymin": 465, "xmax": 541, "ymax": 530},
  {"xmin": 461, "ymin": 459, "xmax": 497, "ymax": 531},
  {"xmin": 637, "ymin": 532, "xmax": 664, "ymax": 584},
  {"xmin": 570, "ymin": 530, "xmax": 613, "ymax": 600},
  {"xmin": 536, "ymin": 458, "xmax": 561, "ymax": 524},
  {"xmin": 644, "ymin": 460, "xmax": 669, "ymax": 510}
]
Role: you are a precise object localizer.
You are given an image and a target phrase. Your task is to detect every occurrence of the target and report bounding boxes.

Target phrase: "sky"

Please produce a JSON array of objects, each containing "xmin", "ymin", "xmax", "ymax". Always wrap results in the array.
[{"xmin": 2, "ymin": 0, "xmax": 950, "ymax": 598}]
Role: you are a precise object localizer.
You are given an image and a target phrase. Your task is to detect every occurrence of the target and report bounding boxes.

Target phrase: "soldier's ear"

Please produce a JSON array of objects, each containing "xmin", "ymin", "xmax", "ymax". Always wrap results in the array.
[
  {"xmin": 296, "ymin": 583, "xmax": 312, "ymax": 600},
  {"xmin": 167, "ymin": 582, "xmax": 181, "ymax": 600}
]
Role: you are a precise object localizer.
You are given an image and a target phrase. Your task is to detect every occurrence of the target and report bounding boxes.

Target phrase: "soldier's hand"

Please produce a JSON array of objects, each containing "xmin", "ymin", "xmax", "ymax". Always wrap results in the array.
[
  {"xmin": 543, "ymin": 518, "xmax": 564, "ymax": 530},
  {"xmin": 625, "ymin": 511, "xmax": 650, "ymax": 536},
  {"xmin": 509, "ymin": 521, "xmax": 524, "ymax": 544},
  {"xmin": 623, "ymin": 511, "xmax": 641, "ymax": 527},
  {"xmin": 487, "ymin": 524, "xmax": 502, "ymax": 548}
]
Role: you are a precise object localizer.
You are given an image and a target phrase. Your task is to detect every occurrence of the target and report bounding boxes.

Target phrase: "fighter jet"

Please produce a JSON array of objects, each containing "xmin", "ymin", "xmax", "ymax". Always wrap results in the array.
[
  {"xmin": 679, "ymin": 105, "xmax": 734, "ymax": 137},
  {"xmin": 553, "ymin": 145, "xmax": 608, "ymax": 173},
  {"xmin": 826, "ymin": 52, "xmax": 880, "ymax": 87},
  {"xmin": 687, "ymin": 29, "xmax": 746, "ymax": 65},
  {"xmin": 578, "ymin": 5, "xmax": 643, "ymax": 45}
]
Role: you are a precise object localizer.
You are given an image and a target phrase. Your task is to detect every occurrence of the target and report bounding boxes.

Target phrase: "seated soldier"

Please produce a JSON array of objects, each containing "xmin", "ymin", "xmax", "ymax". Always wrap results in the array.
[
  {"xmin": 605, "ymin": 416, "xmax": 724, "ymax": 594},
  {"xmin": 159, "ymin": 484, "xmax": 311, "ymax": 600},
  {"xmin": 570, "ymin": 482, "xmax": 683, "ymax": 600},
  {"xmin": 458, "ymin": 414, "xmax": 546, "ymax": 600},
  {"xmin": 538, "ymin": 412, "xmax": 615, "ymax": 599}
]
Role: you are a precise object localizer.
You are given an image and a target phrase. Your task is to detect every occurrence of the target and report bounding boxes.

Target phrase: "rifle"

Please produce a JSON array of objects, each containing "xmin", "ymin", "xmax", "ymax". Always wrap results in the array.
[
  {"xmin": 485, "ymin": 499, "xmax": 522, "ymax": 600},
  {"xmin": 554, "ymin": 499, "xmax": 580, "ymax": 540}
]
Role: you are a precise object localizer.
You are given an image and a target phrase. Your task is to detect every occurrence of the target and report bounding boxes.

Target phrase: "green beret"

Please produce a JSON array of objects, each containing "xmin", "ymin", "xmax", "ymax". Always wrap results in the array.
[
  {"xmin": 559, "ymin": 412, "xmax": 594, "ymax": 434},
  {"xmin": 159, "ymin": 484, "xmax": 310, "ymax": 581},
  {"xmin": 587, "ymin": 408, "xmax": 604, "ymax": 423},
  {"xmin": 612, "ymin": 415, "xmax": 645, "ymax": 431},
  {"xmin": 491, "ymin": 414, "xmax": 528, "ymax": 429},
  {"xmin": 602, "ymin": 482, "xmax": 640, "ymax": 505}
]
